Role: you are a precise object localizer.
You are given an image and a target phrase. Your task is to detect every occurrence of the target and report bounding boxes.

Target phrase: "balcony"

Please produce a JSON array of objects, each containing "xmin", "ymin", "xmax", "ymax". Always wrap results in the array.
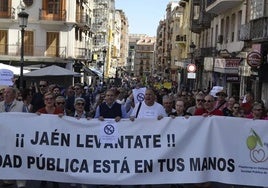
[
  {"xmin": 175, "ymin": 35, "xmax": 186, "ymax": 45},
  {"xmin": 39, "ymin": 9, "xmax": 66, "ymax": 21},
  {"xmin": 206, "ymin": 0, "xmax": 243, "ymax": 14},
  {"xmin": 190, "ymin": 19, "xmax": 204, "ymax": 34},
  {"xmin": 239, "ymin": 17, "xmax": 268, "ymax": 41},
  {"xmin": 250, "ymin": 17, "xmax": 268, "ymax": 41},
  {"xmin": 193, "ymin": 0, "xmax": 200, "ymax": 5},
  {"xmin": 74, "ymin": 48, "xmax": 91, "ymax": 60},
  {"xmin": 76, "ymin": 12, "xmax": 91, "ymax": 26},
  {"xmin": 199, "ymin": 47, "xmax": 214, "ymax": 57},
  {"xmin": 190, "ymin": 3, "xmax": 212, "ymax": 34},
  {"xmin": 239, "ymin": 23, "xmax": 251, "ymax": 41},
  {"xmin": 0, "ymin": 44, "xmax": 66, "ymax": 58},
  {"xmin": 179, "ymin": 1, "xmax": 186, "ymax": 7}
]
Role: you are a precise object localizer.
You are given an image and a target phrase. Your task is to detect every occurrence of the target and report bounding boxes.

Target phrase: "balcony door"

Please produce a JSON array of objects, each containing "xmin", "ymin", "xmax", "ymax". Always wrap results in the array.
[
  {"xmin": 24, "ymin": 31, "xmax": 34, "ymax": 56},
  {"xmin": 0, "ymin": 30, "xmax": 7, "ymax": 55},
  {"xmin": 46, "ymin": 32, "xmax": 59, "ymax": 57},
  {"xmin": 42, "ymin": 0, "xmax": 66, "ymax": 20},
  {"xmin": 0, "ymin": 0, "xmax": 11, "ymax": 18}
]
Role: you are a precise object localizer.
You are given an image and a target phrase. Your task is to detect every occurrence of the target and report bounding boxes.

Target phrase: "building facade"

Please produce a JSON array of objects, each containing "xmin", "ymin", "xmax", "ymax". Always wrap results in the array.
[
  {"xmin": 0, "ymin": 0, "xmax": 130, "ymax": 87},
  {"xmin": 155, "ymin": 0, "xmax": 268, "ymax": 105}
]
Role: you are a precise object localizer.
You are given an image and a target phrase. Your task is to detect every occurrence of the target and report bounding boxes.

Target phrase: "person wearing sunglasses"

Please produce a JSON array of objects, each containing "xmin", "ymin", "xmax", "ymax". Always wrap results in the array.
[
  {"xmin": 30, "ymin": 80, "xmax": 48, "ymax": 112},
  {"xmin": 66, "ymin": 83, "xmax": 90, "ymax": 115},
  {"xmin": 36, "ymin": 92, "xmax": 63, "ymax": 115},
  {"xmin": 186, "ymin": 92, "xmax": 205, "ymax": 115},
  {"xmin": 232, "ymin": 102, "xmax": 244, "ymax": 117},
  {"xmin": 194, "ymin": 94, "xmax": 223, "ymax": 116},
  {"xmin": 55, "ymin": 95, "xmax": 67, "ymax": 115},
  {"xmin": 68, "ymin": 97, "xmax": 91, "ymax": 119}
]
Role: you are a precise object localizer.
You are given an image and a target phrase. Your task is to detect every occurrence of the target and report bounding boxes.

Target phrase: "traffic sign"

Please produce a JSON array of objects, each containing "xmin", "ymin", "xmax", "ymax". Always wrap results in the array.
[{"xmin": 187, "ymin": 64, "xmax": 196, "ymax": 72}]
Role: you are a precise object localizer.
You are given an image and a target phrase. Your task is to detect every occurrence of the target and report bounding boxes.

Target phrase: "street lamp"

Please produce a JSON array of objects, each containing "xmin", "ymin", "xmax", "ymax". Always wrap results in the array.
[
  {"xmin": 18, "ymin": 9, "xmax": 29, "ymax": 90},
  {"xmin": 102, "ymin": 48, "xmax": 107, "ymax": 85},
  {"xmin": 189, "ymin": 41, "xmax": 196, "ymax": 90},
  {"xmin": 190, "ymin": 41, "xmax": 196, "ymax": 58}
]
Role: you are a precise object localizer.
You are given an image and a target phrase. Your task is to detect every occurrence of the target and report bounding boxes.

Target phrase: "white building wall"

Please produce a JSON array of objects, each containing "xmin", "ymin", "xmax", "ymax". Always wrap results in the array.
[
  {"xmin": 211, "ymin": 4, "xmax": 246, "ymax": 52},
  {"xmin": 9, "ymin": 0, "xmax": 91, "ymax": 59}
]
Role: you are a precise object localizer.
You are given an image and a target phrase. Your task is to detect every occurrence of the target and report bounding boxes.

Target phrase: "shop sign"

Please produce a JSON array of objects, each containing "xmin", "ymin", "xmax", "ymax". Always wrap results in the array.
[
  {"xmin": 226, "ymin": 75, "xmax": 240, "ymax": 82},
  {"xmin": 247, "ymin": 51, "xmax": 262, "ymax": 67}
]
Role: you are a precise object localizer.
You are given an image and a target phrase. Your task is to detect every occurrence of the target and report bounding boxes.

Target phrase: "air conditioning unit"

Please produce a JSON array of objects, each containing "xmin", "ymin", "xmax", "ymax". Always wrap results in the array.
[{"xmin": 217, "ymin": 35, "xmax": 223, "ymax": 44}]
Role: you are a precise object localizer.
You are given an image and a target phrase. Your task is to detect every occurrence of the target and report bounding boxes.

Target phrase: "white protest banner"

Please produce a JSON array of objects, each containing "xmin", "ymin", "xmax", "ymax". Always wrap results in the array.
[
  {"xmin": 132, "ymin": 87, "xmax": 146, "ymax": 104},
  {"xmin": 0, "ymin": 113, "xmax": 268, "ymax": 186},
  {"xmin": 0, "ymin": 69, "xmax": 14, "ymax": 86}
]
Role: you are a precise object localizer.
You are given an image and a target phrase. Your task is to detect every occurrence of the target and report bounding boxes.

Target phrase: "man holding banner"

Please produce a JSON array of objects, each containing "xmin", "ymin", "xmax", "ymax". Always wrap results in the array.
[
  {"xmin": 0, "ymin": 87, "xmax": 27, "ymax": 188},
  {"xmin": 130, "ymin": 88, "xmax": 167, "ymax": 121}
]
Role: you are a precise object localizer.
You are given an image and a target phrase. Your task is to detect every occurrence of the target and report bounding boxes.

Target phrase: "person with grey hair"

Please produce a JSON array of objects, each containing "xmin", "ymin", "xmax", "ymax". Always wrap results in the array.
[
  {"xmin": 0, "ymin": 87, "xmax": 25, "ymax": 113},
  {"xmin": 68, "ymin": 97, "xmax": 91, "ymax": 119},
  {"xmin": 0, "ymin": 87, "xmax": 27, "ymax": 188},
  {"xmin": 162, "ymin": 95, "xmax": 175, "ymax": 116}
]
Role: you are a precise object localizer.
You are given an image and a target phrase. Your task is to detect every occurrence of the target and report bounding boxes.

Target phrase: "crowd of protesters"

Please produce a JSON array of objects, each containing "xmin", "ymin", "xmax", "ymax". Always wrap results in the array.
[
  {"xmin": 0, "ymin": 78, "xmax": 267, "ymax": 188},
  {"xmin": 1, "ymin": 79, "xmax": 267, "ymax": 120}
]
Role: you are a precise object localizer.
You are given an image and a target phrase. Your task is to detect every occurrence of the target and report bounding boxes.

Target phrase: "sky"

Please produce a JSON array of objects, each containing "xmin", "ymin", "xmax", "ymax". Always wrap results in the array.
[{"xmin": 115, "ymin": 0, "xmax": 172, "ymax": 37}]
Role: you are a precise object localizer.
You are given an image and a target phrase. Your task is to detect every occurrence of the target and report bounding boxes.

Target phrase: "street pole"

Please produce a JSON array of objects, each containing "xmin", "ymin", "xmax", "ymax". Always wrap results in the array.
[
  {"xmin": 190, "ymin": 41, "xmax": 196, "ymax": 90},
  {"xmin": 20, "ymin": 27, "xmax": 25, "ymax": 91},
  {"xmin": 18, "ymin": 9, "xmax": 29, "ymax": 91},
  {"xmin": 102, "ymin": 48, "xmax": 107, "ymax": 87}
]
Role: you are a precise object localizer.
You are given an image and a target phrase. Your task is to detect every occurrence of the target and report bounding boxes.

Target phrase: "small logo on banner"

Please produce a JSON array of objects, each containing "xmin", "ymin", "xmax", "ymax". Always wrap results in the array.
[
  {"xmin": 100, "ymin": 121, "xmax": 118, "ymax": 144},
  {"xmin": 246, "ymin": 129, "xmax": 268, "ymax": 163},
  {"xmin": 104, "ymin": 124, "xmax": 115, "ymax": 135}
]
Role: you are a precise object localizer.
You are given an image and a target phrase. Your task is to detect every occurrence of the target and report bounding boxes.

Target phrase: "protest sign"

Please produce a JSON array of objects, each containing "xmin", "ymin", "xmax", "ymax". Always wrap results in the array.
[{"xmin": 0, "ymin": 113, "xmax": 267, "ymax": 186}]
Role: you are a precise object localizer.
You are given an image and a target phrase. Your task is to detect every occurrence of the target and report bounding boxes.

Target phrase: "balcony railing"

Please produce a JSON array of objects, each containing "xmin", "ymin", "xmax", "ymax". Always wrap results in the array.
[
  {"xmin": 239, "ymin": 23, "xmax": 251, "ymax": 41},
  {"xmin": 0, "ymin": 7, "xmax": 15, "ymax": 19},
  {"xmin": 39, "ymin": 9, "xmax": 66, "ymax": 21},
  {"xmin": 74, "ymin": 48, "xmax": 91, "ymax": 60},
  {"xmin": 251, "ymin": 17, "xmax": 268, "ymax": 40},
  {"xmin": 0, "ymin": 44, "xmax": 66, "ymax": 58},
  {"xmin": 206, "ymin": 0, "xmax": 243, "ymax": 14},
  {"xmin": 239, "ymin": 17, "xmax": 268, "ymax": 41},
  {"xmin": 76, "ymin": 12, "xmax": 91, "ymax": 26}
]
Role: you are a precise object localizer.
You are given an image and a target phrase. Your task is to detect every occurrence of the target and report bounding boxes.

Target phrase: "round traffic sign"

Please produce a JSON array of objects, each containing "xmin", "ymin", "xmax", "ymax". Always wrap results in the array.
[{"xmin": 187, "ymin": 64, "xmax": 196, "ymax": 73}]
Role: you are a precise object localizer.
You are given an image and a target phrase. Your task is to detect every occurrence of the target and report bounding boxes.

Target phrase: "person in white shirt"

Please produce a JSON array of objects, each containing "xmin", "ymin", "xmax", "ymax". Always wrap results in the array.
[{"xmin": 130, "ymin": 88, "xmax": 167, "ymax": 121}]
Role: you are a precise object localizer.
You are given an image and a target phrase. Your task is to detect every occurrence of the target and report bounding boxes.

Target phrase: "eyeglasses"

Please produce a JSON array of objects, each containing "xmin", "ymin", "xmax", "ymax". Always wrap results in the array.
[
  {"xmin": 254, "ymin": 109, "xmax": 263, "ymax": 111},
  {"xmin": 196, "ymin": 99, "xmax": 205, "ymax": 102},
  {"xmin": 39, "ymin": 85, "xmax": 47, "ymax": 87},
  {"xmin": 57, "ymin": 102, "xmax": 65, "ymax": 105},
  {"xmin": 233, "ymin": 107, "xmax": 240, "ymax": 109},
  {"xmin": 44, "ymin": 97, "xmax": 53, "ymax": 101},
  {"xmin": 74, "ymin": 88, "xmax": 81, "ymax": 90},
  {"xmin": 204, "ymin": 100, "xmax": 213, "ymax": 103},
  {"xmin": 76, "ymin": 103, "xmax": 84, "ymax": 106}
]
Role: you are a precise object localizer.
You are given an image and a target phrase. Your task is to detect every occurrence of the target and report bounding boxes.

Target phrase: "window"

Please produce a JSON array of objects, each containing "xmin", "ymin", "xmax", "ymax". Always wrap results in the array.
[
  {"xmin": 0, "ymin": 0, "xmax": 8, "ymax": 12},
  {"xmin": 225, "ymin": 17, "xmax": 230, "ymax": 43},
  {"xmin": 48, "ymin": 0, "xmax": 60, "ymax": 14},
  {"xmin": 231, "ymin": 14, "xmax": 236, "ymax": 42}
]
